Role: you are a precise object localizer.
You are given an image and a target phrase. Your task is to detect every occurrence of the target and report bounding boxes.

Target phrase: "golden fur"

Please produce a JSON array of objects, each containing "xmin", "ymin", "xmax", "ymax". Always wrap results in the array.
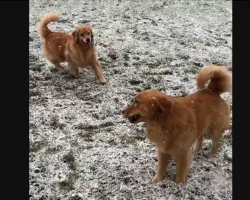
[
  {"xmin": 123, "ymin": 65, "xmax": 232, "ymax": 184},
  {"xmin": 38, "ymin": 13, "xmax": 106, "ymax": 83}
]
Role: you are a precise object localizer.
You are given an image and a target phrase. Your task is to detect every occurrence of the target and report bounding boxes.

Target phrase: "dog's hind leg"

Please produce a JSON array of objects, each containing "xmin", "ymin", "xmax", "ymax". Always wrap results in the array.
[
  {"xmin": 52, "ymin": 61, "xmax": 67, "ymax": 74},
  {"xmin": 193, "ymin": 133, "xmax": 204, "ymax": 153},
  {"xmin": 207, "ymin": 128, "xmax": 224, "ymax": 156},
  {"xmin": 47, "ymin": 57, "xmax": 67, "ymax": 73},
  {"xmin": 68, "ymin": 62, "xmax": 79, "ymax": 77},
  {"xmin": 208, "ymin": 102, "xmax": 230, "ymax": 157},
  {"xmin": 207, "ymin": 123, "xmax": 229, "ymax": 157},
  {"xmin": 44, "ymin": 49, "xmax": 67, "ymax": 73}
]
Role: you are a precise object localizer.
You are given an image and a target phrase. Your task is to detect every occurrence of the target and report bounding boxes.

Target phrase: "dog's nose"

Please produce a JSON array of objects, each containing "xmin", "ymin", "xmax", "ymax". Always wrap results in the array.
[
  {"xmin": 86, "ymin": 38, "xmax": 90, "ymax": 43},
  {"xmin": 122, "ymin": 110, "xmax": 125, "ymax": 114}
]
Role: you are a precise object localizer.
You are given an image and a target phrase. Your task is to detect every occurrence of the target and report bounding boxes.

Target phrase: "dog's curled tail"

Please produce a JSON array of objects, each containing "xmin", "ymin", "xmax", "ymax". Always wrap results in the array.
[
  {"xmin": 196, "ymin": 65, "xmax": 232, "ymax": 95},
  {"xmin": 38, "ymin": 13, "xmax": 59, "ymax": 40}
]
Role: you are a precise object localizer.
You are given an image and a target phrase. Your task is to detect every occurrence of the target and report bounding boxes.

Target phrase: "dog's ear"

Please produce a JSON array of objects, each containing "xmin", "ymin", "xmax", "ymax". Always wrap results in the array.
[
  {"xmin": 72, "ymin": 29, "xmax": 79, "ymax": 42},
  {"xmin": 149, "ymin": 97, "xmax": 164, "ymax": 114},
  {"xmin": 149, "ymin": 96, "xmax": 172, "ymax": 116},
  {"xmin": 91, "ymin": 31, "xmax": 94, "ymax": 42},
  {"xmin": 90, "ymin": 27, "xmax": 94, "ymax": 42},
  {"xmin": 87, "ymin": 26, "xmax": 92, "ymax": 32},
  {"xmin": 89, "ymin": 27, "xmax": 94, "ymax": 42}
]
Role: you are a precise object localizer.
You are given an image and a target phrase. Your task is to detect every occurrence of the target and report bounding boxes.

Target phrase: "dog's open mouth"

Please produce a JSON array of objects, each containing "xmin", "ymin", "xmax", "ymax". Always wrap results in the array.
[
  {"xmin": 81, "ymin": 40, "xmax": 89, "ymax": 47},
  {"xmin": 128, "ymin": 114, "xmax": 140, "ymax": 123}
]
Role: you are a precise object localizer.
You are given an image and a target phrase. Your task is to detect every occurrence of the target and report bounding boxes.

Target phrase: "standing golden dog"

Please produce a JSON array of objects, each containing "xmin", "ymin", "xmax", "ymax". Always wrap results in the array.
[
  {"xmin": 38, "ymin": 13, "xmax": 106, "ymax": 83},
  {"xmin": 123, "ymin": 65, "xmax": 232, "ymax": 184}
]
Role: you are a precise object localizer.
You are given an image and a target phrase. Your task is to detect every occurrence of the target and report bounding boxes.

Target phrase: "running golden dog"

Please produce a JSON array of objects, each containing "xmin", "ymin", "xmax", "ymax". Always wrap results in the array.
[{"xmin": 38, "ymin": 13, "xmax": 106, "ymax": 83}]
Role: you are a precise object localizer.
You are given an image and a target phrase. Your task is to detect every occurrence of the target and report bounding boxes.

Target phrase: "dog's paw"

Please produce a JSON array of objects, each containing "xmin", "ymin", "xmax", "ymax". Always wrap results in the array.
[
  {"xmin": 60, "ymin": 63, "xmax": 68, "ymax": 68},
  {"xmin": 152, "ymin": 175, "xmax": 164, "ymax": 184},
  {"xmin": 99, "ymin": 77, "xmax": 107, "ymax": 84},
  {"xmin": 208, "ymin": 147, "xmax": 219, "ymax": 158},
  {"xmin": 193, "ymin": 147, "xmax": 203, "ymax": 154},
  {"xmin": 60, "ymin": 68, "xmax": 69, "ymax": 75},
  {"xmin": 57, "ymin": 66, "xmax": 67, "ymax": 74},
  {"xmin": 176, "ymin": 177, "xmax": 187, "ymax": 184},
  {"xmin": 208, "ymin": 151, "xmax": 218, "ymax": 159},
  {"xmin": 176, "ymin": 180, "xmax": 187, "ymax": 185},
  {"xmin": 68, "ymin": 73, "xmax": 79, "ymax": 79}
]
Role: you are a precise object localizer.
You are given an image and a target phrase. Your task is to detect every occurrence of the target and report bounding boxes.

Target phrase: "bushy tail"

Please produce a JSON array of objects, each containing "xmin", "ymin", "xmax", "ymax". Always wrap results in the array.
[
  {"xmin": 38, "ymin": 13, "xmax": 59, "ymax": 40},
  {"xmin": 196, "ymin": 65, "xmax": 232, "ymax": 95}
]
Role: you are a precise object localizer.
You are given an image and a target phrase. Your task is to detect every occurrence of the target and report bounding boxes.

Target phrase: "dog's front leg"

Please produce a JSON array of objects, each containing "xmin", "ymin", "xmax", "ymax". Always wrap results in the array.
[
  {"xmin": 175, "ymin": 148, "xmax": 192, "ymax": 184},
  {"xmin": 152, "ymin": 150, "xmax": 172, "ymax": 184},
  {"xmin": 90, "ymin": 58, "xmax": 106, "ymax": 83}
]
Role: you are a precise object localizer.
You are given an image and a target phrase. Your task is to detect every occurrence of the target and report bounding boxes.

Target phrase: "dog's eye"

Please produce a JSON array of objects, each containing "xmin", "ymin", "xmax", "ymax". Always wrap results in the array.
[
  {"xmin": 87, "ymin": 32, "xmax": 90, "ymax": 35},
  {"xmin": 80, "ymin": 33, "xmax": 84, "ymax": 36}
]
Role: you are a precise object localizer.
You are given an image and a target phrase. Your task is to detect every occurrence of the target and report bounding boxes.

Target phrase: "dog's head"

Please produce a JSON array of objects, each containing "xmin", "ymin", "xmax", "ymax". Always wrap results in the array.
[
  {"xmin": 122, "ymin": 90, "xmax": 172, "ymax": 124},
  {"xmin": 72, "ymin": 26, "xmax": 93, "ymax": 46}
]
